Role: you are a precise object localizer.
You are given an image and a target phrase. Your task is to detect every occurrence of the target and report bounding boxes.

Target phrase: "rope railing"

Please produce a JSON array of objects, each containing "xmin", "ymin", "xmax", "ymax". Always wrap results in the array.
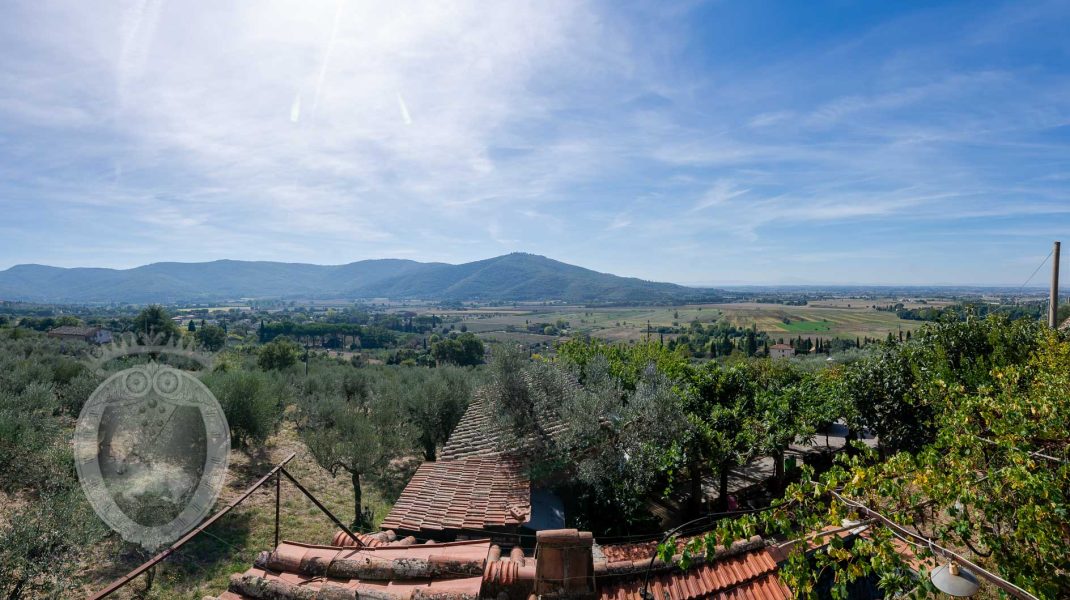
[{"xmin": 87, "ymin": 451, "xmax": 364, "ymax": 599}]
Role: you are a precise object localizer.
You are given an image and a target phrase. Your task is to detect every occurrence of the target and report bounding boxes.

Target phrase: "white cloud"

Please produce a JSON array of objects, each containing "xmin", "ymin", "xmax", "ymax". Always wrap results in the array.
[
  {"xmin": 396, "ymin": 92, "xmax": 412, "ymax": 126},
  {"xmin": 290, "ymin": 92, "xmax": 302, "ymax": 123},
  {"xmin": 691, "ymin": 180, "xmax": 749, "ymax": 211},
  {"xmin": 310, "ymin": 0, "xmax": 344, "ymax": 117},
  {"xmin": 607, "ymin": 213, "xmax": 631, "ymax": 230},
  {"xmin": 748, "ymin": 110, "xmax": 793, "ymax": 128},
  {"xmin": 117, "ymin": 0, "xmax": 165, "ymax": 108},
  {"xmin": 0, "ymin": 0, "xmax": 631, "ymax": 258},
  {"xmin": 0, "ymin": 0, "xmax": 1068, "ymax": 285}
]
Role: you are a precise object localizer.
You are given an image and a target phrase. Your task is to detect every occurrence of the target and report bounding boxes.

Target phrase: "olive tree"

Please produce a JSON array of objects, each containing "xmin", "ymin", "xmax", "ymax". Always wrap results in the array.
[
  {"xmin": 400, "ymin": 367, "xmax": 471, "ymax": 461},
  {"xmin": 483, "ymin": 345, "xmax": 688, "ymax": 529},
  {"xmin": 202, "ymin": 370, "xmax": 289, "ymax": 448},
  {"xmin": 299, "ymin": 381, "xmax": 411, "ymax": 528},
  {"xmin": 257, "ymin": 336, "xmax": 301, "ymax": 371}
]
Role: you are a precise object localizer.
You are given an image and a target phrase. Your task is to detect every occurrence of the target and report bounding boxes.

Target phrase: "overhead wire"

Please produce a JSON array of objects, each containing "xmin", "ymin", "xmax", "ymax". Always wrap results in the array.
[
  {"xmin": 1017, "ymin": 247, "xmax": 1053, "ymax": 297},
  {"xmin": 824, "ymin": 488, "xmax": 1039, "ymax": 600},
  {"xmin": 972, "ymin": 435, "xmax": 1068, "ymax": 465},
  {"xmin": 432, "ymin": 503, "xmax": 782, "ymax": 543}
]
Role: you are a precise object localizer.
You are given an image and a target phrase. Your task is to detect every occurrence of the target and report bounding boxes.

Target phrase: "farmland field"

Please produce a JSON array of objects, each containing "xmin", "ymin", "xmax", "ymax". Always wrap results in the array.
[
  {"xmin": 401, "ymin": 299, "xmax": 928, "ymax": 347},
  {"xmin": 780, "ymin": 319, "xmax": 832, "ymax": 333}
]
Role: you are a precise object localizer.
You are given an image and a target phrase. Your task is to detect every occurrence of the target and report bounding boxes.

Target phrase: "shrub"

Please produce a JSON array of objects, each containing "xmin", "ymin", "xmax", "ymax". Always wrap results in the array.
[
  {"xmin": 258, "ymin": 336, "xmax": 301, "ymax": 371},
  {"xmin": 56, "ymin": 371, "xmax": 102, "ymax": 415},
  {"xmin": 0, "ymin": 484, "xmax": 104, "ymax": 598},
  {"xmin": 50, "ymin": 357, "xmax": 85, "ymax": 386},
  {"xmin": 0, "ymin": 384, "xmax": 60, "ymax": 492}
]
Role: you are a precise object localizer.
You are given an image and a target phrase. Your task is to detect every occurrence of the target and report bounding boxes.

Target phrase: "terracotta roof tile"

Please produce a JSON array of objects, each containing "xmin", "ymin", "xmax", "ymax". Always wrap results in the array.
[
  {"xmin": 596, "ymin": 538, "xmax": 790, "ymax": 600},
  {"xmin": 207, "ymin": 539, "xmax": 491, "ymax": 600},
  {"xmin": 329, "ymin": 529, "xmax": 417, "ymax": 548},
  {"xmin": 48, "ymin": 325, "xmax": 101, "ymax": 336},
  {"xmin": 381, "ymin": 455, "xmax": 531, "ymax": 533},
  {"xmin": 601, "ymin": 537, "xmax": 685, "ymax": 564},
  {"xmin": 440, "ymin": 392, "xmax": 503, "ymax": 460},
  {"xmin": 382, "ymin": 388, "xmax": 574, "ymax": 536}
]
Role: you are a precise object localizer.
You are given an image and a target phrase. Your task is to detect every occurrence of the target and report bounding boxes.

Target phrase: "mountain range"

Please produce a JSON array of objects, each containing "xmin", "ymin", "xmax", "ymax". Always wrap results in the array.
[{"xmin": 0, "ymin": 253, "xmax": 721, "ymax": 304}]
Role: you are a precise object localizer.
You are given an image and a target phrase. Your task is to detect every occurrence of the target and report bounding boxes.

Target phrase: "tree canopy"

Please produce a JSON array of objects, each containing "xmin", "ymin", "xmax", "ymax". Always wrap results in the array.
[
  {"xmin": 670, "ymin": 320, "xmax": 1069, "ymax": 599},
  {"xmin": 298, "ymin": 371, "xmax": 412, "ymax": 528},
  {"xmin": 257, "ymin": 336, "xmax": 301, "ymax": 371},
  {"xmin": 133, "ymin": 304, "xmax": 179, "ymax": 341},
  {"xmin": 430, "ymin": 332, "xmax": 485, "ymax": 366},
  {"xmin": 195, "ymin": 324, "xmax": 227, "ymax": 352}
]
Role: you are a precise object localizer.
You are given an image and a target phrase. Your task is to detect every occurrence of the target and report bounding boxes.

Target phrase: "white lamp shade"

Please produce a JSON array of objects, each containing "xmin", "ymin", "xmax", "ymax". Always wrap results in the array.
[{"xmin": 931, "ymin": 562, "xmax": 980, "ymax": 598}]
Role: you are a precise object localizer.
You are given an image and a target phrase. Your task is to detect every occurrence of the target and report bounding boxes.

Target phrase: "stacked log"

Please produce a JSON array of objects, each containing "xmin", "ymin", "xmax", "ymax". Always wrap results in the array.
[
  {"xmin": 227, "ymin": 573, "xmax": 481, "ymax": 600},
  {"xmin": 253, "ymin": 550, "xmax": 485, "ymax": 580}
]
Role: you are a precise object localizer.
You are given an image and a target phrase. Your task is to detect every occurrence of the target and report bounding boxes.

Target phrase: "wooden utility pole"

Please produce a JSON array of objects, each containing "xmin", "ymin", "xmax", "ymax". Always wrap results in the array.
[{"xmin": 1050, "ymin": 241, "xmax": 1061, "ymax": 328}]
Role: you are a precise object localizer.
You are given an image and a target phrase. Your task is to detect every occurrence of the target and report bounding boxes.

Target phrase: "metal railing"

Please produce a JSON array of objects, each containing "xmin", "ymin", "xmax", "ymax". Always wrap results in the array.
[{"xmin": 88, "ymin": 452, "xmax": 364, "ymax": 599}]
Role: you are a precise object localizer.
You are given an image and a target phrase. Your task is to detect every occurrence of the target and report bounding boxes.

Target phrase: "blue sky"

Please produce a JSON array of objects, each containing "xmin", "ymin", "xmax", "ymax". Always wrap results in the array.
[{"xmin": 0, "ymin": 0, "xmax": 1068, "ymax": 285}]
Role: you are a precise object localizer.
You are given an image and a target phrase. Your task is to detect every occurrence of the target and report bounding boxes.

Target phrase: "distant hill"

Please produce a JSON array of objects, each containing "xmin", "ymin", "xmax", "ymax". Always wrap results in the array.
[{"xmin": 0, "ymin": 253, "xmax": 721, "ymax": 304}]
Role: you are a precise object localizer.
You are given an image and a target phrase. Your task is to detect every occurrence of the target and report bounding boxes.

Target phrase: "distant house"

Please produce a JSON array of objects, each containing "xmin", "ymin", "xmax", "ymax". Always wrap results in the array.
[
  {"xmin": 48, "ymin": 325, "xmax": 112, "ymax": 344},
  {"xmin": 769, "ymin": 343, "xmax": 795, "ymax": 359}
]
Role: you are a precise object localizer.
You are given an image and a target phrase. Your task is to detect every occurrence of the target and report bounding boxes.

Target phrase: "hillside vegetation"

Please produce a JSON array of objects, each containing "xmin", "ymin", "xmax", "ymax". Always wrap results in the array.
[
  {"xmin": 0, "ymin": 253, "xmax": 719, "ymax": 304},
  {"xmin": 1, "ymin": 306, "xmax": 1066, "ymax": 599}
]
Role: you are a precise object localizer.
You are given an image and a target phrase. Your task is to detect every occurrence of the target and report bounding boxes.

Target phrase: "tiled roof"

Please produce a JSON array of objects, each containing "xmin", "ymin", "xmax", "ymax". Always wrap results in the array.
[
  {"xmin": 210, "ymin": 538, "xmax": 491, "ymax": 600},
  {"xmin": 439, "ymin": 391, "xmax": 502, "ymax": 460},
  {"xmin": 766, "ymin": 523, "xmax": 864, "ymax": 563},
  {"xmin": 382, "ymin": 391, "xmax": 541, "ymax": 535},
  {"xmin": 600, "ymin": 566, "xmax": 790, "ymax": 600},
  {"xmin": 380, "ymin": 455, "xmax": 531, "ymax": 532},
  {"xmin": 438, "ymin": 391, "xmax": 566, "ymax": 461},
  {"xmin": 596, "ymin": 540, "xmax": 790, "ymax": 600},
  {"xmin": 329, "ymin": 529, "xmax": 418, "ymax": 548},
  {"xmin": 48, "ymin": 325, "xmax": 99, "ymax": 336},
  {"xmin": 600, "ymin": 536, "xmax": 692, "ymax": 564},
  {"xmin": 481, "ymin": 543, "xmax": 537, "ymax": 599}
]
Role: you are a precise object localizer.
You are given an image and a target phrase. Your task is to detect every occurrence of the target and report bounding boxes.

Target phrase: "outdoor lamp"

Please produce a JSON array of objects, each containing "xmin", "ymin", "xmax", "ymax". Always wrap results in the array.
[{"xmin": 930, "ymin": 561, "xmax": 980, "ymax": 598}]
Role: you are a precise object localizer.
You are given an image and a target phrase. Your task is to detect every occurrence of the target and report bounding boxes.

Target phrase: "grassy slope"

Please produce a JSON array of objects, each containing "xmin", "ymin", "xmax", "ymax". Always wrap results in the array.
[{"xmin": 78, "ymin": 422, "xmax": 395, "ymax": 600}]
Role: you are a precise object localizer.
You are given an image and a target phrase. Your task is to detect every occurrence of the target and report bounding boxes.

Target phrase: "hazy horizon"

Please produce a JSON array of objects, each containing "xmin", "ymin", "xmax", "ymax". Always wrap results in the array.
[
  {"xmin": 0, "ymin": 253, "xmax": 1057, "ymax": 290},
  {"xmin": 1, "ymin": 1, "xmax": 1068, "ymax": 286}
]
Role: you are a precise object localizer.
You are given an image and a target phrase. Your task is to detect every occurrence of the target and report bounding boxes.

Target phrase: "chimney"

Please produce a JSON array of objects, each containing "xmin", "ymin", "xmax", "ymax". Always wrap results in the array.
[{"xmin": 534, "ymin": 529, "xmax": 595, "ymax": 600}]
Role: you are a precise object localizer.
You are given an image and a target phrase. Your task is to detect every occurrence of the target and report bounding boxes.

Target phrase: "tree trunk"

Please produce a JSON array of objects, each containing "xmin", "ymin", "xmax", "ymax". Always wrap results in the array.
[
  {"xmin": 143, "ymin": 565, "xmax": 156, "ymax": 592},
  {"xmin": 845, "ymin": 428, "xmax": 859, "ymax": 457},
  {"xmin": 717, "ymin": 464, "xmax": 731, "ymax": 510},
  {"xmin": 688, "ymin": 460, "xmax": 704, "ymax": 517},
  {"xmin": 352, "ymin": 471, "xmax": 363, "ymax": 529},
  {"xmin": 773, "ymin": 449, "xmax": 785, "ymax": 492},
  {"xmin": 9, "ymin": 577, "xmax": 25, "ymax": 600}
]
